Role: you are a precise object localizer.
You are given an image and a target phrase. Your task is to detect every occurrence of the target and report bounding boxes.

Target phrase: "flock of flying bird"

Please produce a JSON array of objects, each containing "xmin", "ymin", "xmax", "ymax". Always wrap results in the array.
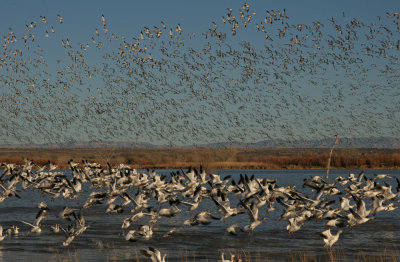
[
  {"xmin": 0, "ymin": 159, "xmax": 399, "ymax": 261},
  {"xmin": 0, "ymin": 3, "xmax": 399, "ymax": 146}
]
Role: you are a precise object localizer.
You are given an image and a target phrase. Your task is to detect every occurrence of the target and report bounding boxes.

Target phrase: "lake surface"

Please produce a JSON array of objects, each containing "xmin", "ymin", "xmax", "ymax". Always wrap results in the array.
[{"xmin": 0, "ymin": 169, "xmax": 399, "ymax": 261}]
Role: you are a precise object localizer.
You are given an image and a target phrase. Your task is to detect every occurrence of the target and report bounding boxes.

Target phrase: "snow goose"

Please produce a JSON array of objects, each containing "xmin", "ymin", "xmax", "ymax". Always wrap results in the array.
[{"xmin": 320, "ymin": 228, "xmax": 343, "ymax": 247}]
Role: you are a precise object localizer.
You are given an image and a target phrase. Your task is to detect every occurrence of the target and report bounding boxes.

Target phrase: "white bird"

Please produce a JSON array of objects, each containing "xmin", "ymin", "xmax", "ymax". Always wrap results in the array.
[
  {"xmin": 121, "ymin": 218, "xmax": 130, "ymax": 229},
  {"xmin": 347, "ymin": 208, "xmax": 375, "ymax": 226},
  {"xmin": 240, "ymin": 200, "xmax": 265, "ymax": 231},
  {"xmin": 226, "ymin": 224, "xmax": 244, "ymax": 235},
  {"xmin": 57, "ymin": 14, "xmax": 63, "ymax": 24},
  {"xmin": 326, "ymin": 218, "xmax": 345, "ymax": 227},
  {"xmin": 340, "ymin": 197, "xmax": 354, "ymax": 211},
  {"xmin": 40, "ymin": 15, "xmax": 47, "ymax": 23},
  {"xmin": 0, "ymin": 225, "xmax": 7, "ymax": 242},
  {"xmin": 62, "ymin": 234, "xmax": 75, "ymax": 246},
  {"xmin": 19, "ymin": 220, "xmax": 42, "ymax": 234},
  {"xmin": 176, "ymin": 24, "xmax": 182, "ymax": 35},
  {"xmin": 286, "ymin": 217, "xmax": 301, "ymax": 233},
  {"xmin": 138, "ymin": 225, "xmax": 153, "ymax": 240},
  {"xmin": 163, "ymin": 227, "xmax": 176, "ymax": 238},
  {"xmin": 59, "ymin": 206, "xmax": 77, "ymax": 221},
  {"xmin": 51, "ymin": 224, "xmax": 61, "ymax": 233},
  {"xmin": 101, "ymin": 14, "xmax": 106, "ymax": 26},
  {"xmin": 212, "ymin": 196, "xmax": 242, "ymax": 220},
  {"xmin": 219, "ymin": 252, "xmax": 236, "ymax": 262},
  {"xmin": 12, "ymin": 225, "xmax": 19, "ymax": 236},
  {"xmin": 374, "ymin": 174, "xmax": 391, "ymax": 180},
  {"xmin": 124, "ymin": 229, "xmax": 136, "ymax": 242},
  {"xmin": 140, "ymin": 247, "xmax": 167, "ymax": 262},
  {"xmin": 320, "ymin": 228, "xmax": 343, "ymax": 247}
]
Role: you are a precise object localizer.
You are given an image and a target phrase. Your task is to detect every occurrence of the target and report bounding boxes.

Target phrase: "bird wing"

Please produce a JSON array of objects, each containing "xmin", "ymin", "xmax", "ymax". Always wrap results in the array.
[
  {"xmin": 349, "ymin": 208, "xmax": 363, "ymax": 220},
  {"xmin": 19, "ymin": 220, "xmax": 34, "ymax": 227},
  {"xmin": 140, "ymin": 248, "xmax": 153, "ymax": 258},
  {"xmin": 211, "ymin": 196, "xmax": 228, "ymax": 214},
  {"xmin": 240, "ymin": 200, "xmax": 256, "ymax": 222},
  {"xmin": 320, "ymin": 229, "xmax": 331, "ymax": 238}
]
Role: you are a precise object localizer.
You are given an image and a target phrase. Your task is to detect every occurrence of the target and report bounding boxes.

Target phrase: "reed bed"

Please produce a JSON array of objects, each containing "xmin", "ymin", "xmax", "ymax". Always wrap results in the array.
[
  {"xmin": 0, "ymin": 148, "xmax": 399, "ymax": 170},
  {"xmin": 47, "ymin": 246, "xmax": 400, "ymax": 262}
]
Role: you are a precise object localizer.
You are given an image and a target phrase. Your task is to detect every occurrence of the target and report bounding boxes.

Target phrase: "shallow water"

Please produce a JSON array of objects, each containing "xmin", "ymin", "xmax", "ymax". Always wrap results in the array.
[{"xmin": 0, "ymin": 169, "xmax": 399, "ymax": 261}]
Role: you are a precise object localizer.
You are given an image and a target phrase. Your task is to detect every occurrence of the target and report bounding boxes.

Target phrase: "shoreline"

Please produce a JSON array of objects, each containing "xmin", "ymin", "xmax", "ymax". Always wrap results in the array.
[{"xmin": 0, "ymin": 147, "xmax": 399, "ymax": 170}]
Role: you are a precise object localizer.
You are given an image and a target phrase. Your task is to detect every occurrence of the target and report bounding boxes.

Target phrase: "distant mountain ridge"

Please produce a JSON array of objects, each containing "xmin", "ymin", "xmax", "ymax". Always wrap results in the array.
[
  {"xmin": 197, "ymin": 137, "xmax": 400, "ymax": 148},
  {"xmin": 0, "ymin": 141, "xmax": 158, "ymax": 149},
  {"xmin": 1, "ymin": 137, "xmax": 400, "ymax": 149}
]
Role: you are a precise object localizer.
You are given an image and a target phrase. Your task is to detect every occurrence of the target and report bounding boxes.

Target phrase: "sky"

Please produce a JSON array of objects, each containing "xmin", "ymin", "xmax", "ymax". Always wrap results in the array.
[
  {"xmin": 1, "ymin": 1, "xmax": 398, "ymax": 31},
  {"xmin": 0, "ymin": 1, "xmax": 399, "ymax": 146}
]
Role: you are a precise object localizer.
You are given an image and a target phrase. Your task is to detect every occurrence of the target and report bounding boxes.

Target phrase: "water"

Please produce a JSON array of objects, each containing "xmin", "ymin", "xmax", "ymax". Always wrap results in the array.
[{"xmin": 0, "ymin": 169, "xmax": 399, "ymax": 261}]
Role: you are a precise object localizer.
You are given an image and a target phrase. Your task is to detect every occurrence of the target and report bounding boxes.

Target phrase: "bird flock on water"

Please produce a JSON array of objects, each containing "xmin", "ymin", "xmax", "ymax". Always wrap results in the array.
[
  {"xmin": 0, "ymin": 3, "xmax": 399, "ymax": 145},
  {"xmin": 0, "ymin": 159, "xmax": 399, "ymax": 261},
  {"xmin": 0, "ymin": 3, "xmax": 399, "ymax": 260}
]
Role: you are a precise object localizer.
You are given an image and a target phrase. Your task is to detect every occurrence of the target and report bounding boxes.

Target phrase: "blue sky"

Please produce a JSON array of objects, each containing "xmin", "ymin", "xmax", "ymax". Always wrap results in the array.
[
  {"xmin": 0, "ymin": 1, "xmax": 399, "ymax": 145},
  {"xmin": 0, "ymin": 1, "xmax": 397, "ymax": 51},
  {"xmin": 1, "ymin": 1, "xmax": 398, "ymax": 31},
  {"xmin": 1, "ymin": 0, "xmax": 397, "ymax": 52}
]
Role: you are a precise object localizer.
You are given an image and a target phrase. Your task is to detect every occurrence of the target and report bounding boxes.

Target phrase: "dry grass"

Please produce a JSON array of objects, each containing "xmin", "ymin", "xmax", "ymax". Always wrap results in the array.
[
  {"xmin": 0, "ymin": 147, "xmax": 399, "ymax": 170},
  {"xmin": 289, "ymin": 247, "xmax": 400, "ymax": 262},
  {"xmin": 48, "ymin": 247, "xmax": 400, "ymax": 262}
]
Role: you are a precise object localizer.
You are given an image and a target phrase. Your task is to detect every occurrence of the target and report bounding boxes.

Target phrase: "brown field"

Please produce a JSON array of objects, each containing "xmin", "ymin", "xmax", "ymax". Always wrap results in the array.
[{"xmin": 0, "ymin": 147, "xmax": 399, "ymax": 171}]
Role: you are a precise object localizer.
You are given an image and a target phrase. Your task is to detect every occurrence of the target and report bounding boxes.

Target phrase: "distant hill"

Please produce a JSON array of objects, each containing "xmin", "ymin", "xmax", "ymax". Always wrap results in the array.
[
  {"xmin": 0, "ymin": 141, "xmax": 158, "ymax": 149},
  {"xmin": 1, "ymin": 137, "xmax": 400, "ymax": 149},
  {"xmin": 200, "ymin": 137, "xmax": 400, "ymax": 149}
]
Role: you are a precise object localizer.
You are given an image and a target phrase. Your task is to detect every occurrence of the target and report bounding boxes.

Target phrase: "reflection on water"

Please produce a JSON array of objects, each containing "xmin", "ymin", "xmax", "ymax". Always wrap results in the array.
[{"xmin": 0, "ymin": 169, "xmax": 399, "ymax": 261}]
